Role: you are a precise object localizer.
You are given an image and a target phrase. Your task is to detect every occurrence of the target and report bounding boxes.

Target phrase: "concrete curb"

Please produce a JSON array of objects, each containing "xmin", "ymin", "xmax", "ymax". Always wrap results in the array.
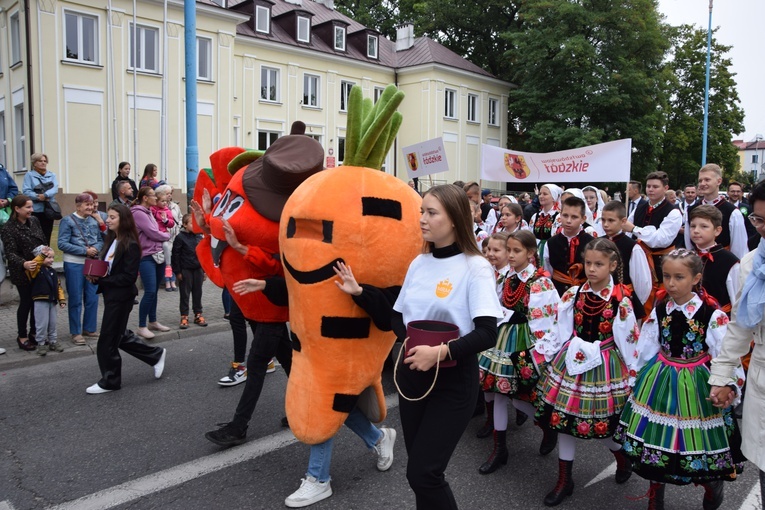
[{"xmin": 0, "ymin": 321, "xmax": 230, "ymax": 372}]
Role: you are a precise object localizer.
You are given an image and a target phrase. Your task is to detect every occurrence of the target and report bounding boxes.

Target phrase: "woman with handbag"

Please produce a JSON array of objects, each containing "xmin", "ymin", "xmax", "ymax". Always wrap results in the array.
[
  {"xmin": 57, "ymin": 193, "xmax": 104, "ymax": 345},
  {"xmin": 21, "ymin": 153, "xmax": 59, "ymax": 244},
  {"xmin": 0, "ymin": 195, "xmax": 47, "ymax": 351},
  {"xmin": 131, "ymin": 187, "xmax": 171, "ymax": 339},
  {"xmin": 392, "ymin": 184, "xmax": 502, "ymax": 509},
  {"xmin": 85, "ymin": 204, "xmax": 166, "ymax": 394}
]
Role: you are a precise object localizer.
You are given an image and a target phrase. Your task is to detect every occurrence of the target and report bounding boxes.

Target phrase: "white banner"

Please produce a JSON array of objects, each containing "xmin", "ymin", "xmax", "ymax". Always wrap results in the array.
[
  {"xmin": 480, "ymin": 139, "xmax": 632, "ymax": 183},
  {"xmin": 401, "ymin": 137, "xmax": 449, "ymax": 179}
]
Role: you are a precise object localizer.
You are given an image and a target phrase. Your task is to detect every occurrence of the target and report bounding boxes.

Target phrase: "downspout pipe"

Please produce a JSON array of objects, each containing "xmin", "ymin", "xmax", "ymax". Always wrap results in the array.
[
  {"xmin": 23, "ymin": 0, "xmax": 35, "ymax": 154},
  {"xmin": 184, "ymin": 0, "xmax": 198, "ymax": 207}
]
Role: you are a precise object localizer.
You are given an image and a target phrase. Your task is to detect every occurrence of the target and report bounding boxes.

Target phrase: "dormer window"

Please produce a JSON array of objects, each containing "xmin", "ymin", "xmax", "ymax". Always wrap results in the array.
[
  {"xmin": 297, "ymin": 16, "xmax": 310, "ymax": 43},
  {"xmin": 334, "ymin": 26, "xmax": 346, "ymax": 51},
  {"xmin": 256, "ymin": 5, "xmax": 270, "ymax": 34},
  {"xmin": 367, "ymin": 35, "xmax": 378, "ymax": 59}
]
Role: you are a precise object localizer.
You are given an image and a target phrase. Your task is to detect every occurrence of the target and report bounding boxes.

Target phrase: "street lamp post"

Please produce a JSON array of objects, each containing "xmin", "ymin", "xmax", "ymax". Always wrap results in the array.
[{"xmin": 701, "ymin": 0, "xmax": 713, "ymax": 166}]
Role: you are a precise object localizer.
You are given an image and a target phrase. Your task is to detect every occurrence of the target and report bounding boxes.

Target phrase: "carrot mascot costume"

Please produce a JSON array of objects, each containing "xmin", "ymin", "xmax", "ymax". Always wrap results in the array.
[{"xmin": 280, "ymin": 85, "xmax": 422, "ymax": 444}]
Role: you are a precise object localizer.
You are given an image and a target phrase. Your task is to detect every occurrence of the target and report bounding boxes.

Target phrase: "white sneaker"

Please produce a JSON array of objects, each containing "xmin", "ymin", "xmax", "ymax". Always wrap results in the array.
[
  {"xmin": 218, "ymin": 363, "xmax": 247, "ymax": 386},
  {"xmin": 0, "ymin": 347, "xmax": 6, "ymax": 355},
  {"xmin": 148, "ymin": 322, "xmax": 171, "ymax": 332},
  {"xmin": 267, "ymin": 358, "xmax": 276, "ymax": 374},
  {"xmin": 284, "ymin": 476, "xmax": 332, "ymax": 508},
  {"xmin": 136, "ymin": 327, "xmax": 155, "ymax": 339},
  {"xmin": 86, "ymin": 383, "xmax": 113, "ymax": 395},
  {"xmin": 373, "ymin": 427, "xmax": 396, "ymax": 471},
  {"xmin": 154, "ymin": 349, "xmax": 167, "ymax": 379}
]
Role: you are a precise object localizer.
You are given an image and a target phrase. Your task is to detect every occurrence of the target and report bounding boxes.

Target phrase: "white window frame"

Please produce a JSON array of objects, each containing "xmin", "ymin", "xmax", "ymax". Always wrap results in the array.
[
  {"xmin": 14, "ymin": 103, "xmax": 25, "ymax": 171},
  {"xmin": 444, "ymin": 88, "xmax": 456, "ymax": 119},
  {"xmin": 260, "ymin": 66, "xmax": 280, "ymax": 102},
  {"xmin": 10, "ymin": 12, "xmax": 21, "ymax": 65},
  {"xmin": 467, "ymin": 93, "xmax": 479, "ymax": 123},
  {"xmin": 303, "ymin": 73, "xmax": 320, "ymax": 108},
  {"xmin": 258, "ymin": 130, "xmax": 280, "ymax": 150},
  {"xmin": 197, "ymin": 36, "xmax": 212, "ymax": 80},
  {"xmin": 488, "ymin": 98, "xmax": 499, "ymax": 126},
  {"xmin": 340, "ymin": 80, "xmax": 354, "ymax": 112},
  {"xmin": 64, "ymin": 10, "xmax": 99, "ymax": 64},
  {"xmin": 367, "ymin": 35, "xmax": 378, "ymax": 59},
  {"xmin": 0, "ymin": 111, "xmax": 6, "ymax": 168},
  {"xmin": 373, "ymin": 86, "xmax": 384, "ymax": 103},
  {"xmin": 129, "ymin": 23, "xmax": 159, "ymax": 73},
  {"xmin": 255, "ymin": 5, "xmax": 270, "ymax": 34},
  {"xmin": 334, "ymin": 26, "xmax": 346, "ymax": 51},
  {"xmin": 306, "ymin": 134, "xmax": 322, "ymax": 145},
  {"xmin": 297, "ymin": 16, "xmax": 310, "ymax": 43}
]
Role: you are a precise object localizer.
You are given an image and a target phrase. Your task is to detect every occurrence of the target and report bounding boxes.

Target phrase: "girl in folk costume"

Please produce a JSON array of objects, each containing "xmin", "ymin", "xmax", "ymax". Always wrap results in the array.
[
  {"xmin": 531, "ymin": 184, "xmax": 563, "ymax": 260},
  {"xmin": 583, "ymin": 186, "xmax": 606, "ymax": 237},
  {"xmin": 478, "ymin": 231, "xmax": 561, "ymax": 474},
  {"xmin": 614, "ymin": 250, "xmax": 745, "ymax": 510},
  {"xmin": 495, "ymin": 203, "xmax": 527, "ymax": 235},
  {"xmin": 486, "ymin": 194, "xmax": 513, "ymax": 233},
  {"xmin": 484, "ymin": 232, "xmax": 512, "ymax": 299},
  {"xmin": 535, "ymin": 238, "xmax": 640, "ymax": 507}
]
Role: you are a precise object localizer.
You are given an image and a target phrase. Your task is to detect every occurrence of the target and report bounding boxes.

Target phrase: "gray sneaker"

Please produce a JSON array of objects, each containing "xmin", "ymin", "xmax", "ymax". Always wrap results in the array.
[
  {"xmin": 284, "ymin": 476, "xmax": 332, "ymax": 508},
  {"xmin": 373, "ymin": 427, "xmax": 396, "ymax": 471},
  {"xmin": 49, "ymin": 342, "xmax": 64, "ymax": 352},
  {"xmin": 36, "ymin": 344, "xmax": 48, "ymax": 356}
]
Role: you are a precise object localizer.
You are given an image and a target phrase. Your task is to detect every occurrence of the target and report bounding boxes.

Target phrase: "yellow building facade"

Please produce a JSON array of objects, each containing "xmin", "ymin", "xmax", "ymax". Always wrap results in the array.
[{"xmin": 0, "ymin": 0, "xmax": 509, "ymax": 198}]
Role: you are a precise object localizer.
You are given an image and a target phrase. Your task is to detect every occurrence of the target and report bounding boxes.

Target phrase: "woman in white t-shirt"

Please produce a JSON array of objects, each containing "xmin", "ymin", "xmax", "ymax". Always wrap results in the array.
[{"xmin": 393, "ymin": 184, "xmax": 502, "ymax": 509}]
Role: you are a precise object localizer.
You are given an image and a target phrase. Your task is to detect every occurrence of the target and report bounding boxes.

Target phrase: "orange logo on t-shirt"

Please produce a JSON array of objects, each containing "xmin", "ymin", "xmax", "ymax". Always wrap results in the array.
[{"xmin": 436, "ymin": 279, "xmax": 453, "ymax": 298}]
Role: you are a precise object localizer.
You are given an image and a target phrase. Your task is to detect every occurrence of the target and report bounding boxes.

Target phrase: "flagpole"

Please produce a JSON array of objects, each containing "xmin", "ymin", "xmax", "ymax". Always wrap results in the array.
[{"xmin": 701, "ymin": 0, "xmax": 713, "ymax": 166}]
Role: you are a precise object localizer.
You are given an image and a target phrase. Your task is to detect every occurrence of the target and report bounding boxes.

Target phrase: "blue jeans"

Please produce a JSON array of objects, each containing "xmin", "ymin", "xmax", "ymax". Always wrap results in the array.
[
  {"xmin": 63, "ymin": 262, "xmax": 98, "ymax": 335},
  {"xmin": 138, "ymin": 256, "xmax": 164, "ymax": 327},
  {"xmin": 306, "ymin": 407, "xmax": 382, "ymax": 482}
]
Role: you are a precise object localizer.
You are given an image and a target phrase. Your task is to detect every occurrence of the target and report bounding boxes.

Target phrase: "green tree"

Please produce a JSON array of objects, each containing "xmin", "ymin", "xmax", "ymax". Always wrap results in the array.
[
  {"xmin": 659, "ymin": 25, "xmax": 745, "ymax": 188},
  {"xmin": 334, "ymin": 0, "xmax": 402, "ymax": 40},
  {"xmin": 505, "ymin": 0, "xmax": 672, "ymax": 181}
]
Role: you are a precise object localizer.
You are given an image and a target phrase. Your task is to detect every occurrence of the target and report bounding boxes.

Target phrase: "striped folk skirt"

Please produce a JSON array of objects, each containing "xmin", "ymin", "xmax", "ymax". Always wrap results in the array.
[
  {"xmin": 478, "ymin": 321, "xmax": 542, "ymax": 402},
  {"xmin": 614, "ymin": 352, "xmax": 745, "ymax": 485},
  {"xmin": 535, "ymin": 338, "xmax": 631, "ymax": 439}
]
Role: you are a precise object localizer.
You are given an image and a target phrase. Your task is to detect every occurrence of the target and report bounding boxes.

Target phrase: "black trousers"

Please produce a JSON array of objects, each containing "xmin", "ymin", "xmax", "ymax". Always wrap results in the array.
[
  {"xmin": 398, "ymin": 361, "xmax": 478, "ymax": 510},
  {"xmin": 96, "ymin": 297, "xmax": 163, "ymax": 390},
  {"xmin": 16, "ymin": 284, "xmax": 36, "ymax": 338},
  {"xmin": 178, "ymin": 268, "xmax": 203, "ymax": 316},
  {"xmin": 228, "ymin": 298, "xmax": 248, "ymax": 363},
  {"xmin": 231, "ymin": 321, "xmax": 292, "ymax": 429},
  {"xmin": 32, "ymin": 212, "xmax": 54, "ymax": 246}
]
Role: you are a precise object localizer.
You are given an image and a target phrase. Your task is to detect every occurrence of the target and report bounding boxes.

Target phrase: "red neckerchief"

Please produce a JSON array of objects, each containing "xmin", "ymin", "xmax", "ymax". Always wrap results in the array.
[{"xmin": 568, "ymin": 235, "xmax": 580, "ymax": 265}]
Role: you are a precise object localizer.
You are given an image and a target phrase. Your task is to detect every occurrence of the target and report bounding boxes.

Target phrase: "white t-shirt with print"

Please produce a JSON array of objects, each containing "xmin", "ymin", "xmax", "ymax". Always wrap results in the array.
[{"xmin": 394, "ymin": 252, "xmax": 503, "ymax": 337}]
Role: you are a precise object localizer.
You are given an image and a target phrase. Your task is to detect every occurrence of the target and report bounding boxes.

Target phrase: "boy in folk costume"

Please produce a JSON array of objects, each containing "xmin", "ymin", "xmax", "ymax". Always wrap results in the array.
[
  {"xmin": 543, "ymin": 196, "xmax": 594, "ymax": 298},
  {"xmin": 685, "ymin": 163, "xmax": 748, "ymax": 260},
  {"xmin": 623, "ymin": 171, "xmax": 683, "ymax": 315},
  {"xmin": 600, "ymin": 201, "xmax": 651, "ymax": 320},
  {"xmin": 689, "ymin": 205, "xmax": 740, "ymax": 316}
]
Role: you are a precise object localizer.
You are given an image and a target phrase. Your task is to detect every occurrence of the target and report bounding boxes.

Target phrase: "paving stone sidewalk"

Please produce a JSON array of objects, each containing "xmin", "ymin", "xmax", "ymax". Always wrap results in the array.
[{"xmin": 0, "ymin": 270, "xmax": 230, "ymax": 369}]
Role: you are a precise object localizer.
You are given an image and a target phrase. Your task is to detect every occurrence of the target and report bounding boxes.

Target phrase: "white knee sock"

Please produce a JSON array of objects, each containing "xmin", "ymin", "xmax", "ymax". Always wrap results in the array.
[
  {"xmin": 511, "ymin": 399, "xmax": 537, "ymax": 418},
  {"xmin": 493, "ymin": 394, "xmax": 509, "ymax": 431},
  {"xmin": 558, "ymin": 434, "xmax": 576, "ymax": 461}
]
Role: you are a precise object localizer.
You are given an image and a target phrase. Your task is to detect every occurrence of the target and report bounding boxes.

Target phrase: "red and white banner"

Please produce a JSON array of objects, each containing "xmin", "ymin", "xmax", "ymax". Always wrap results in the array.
[{"xmin": 480, "ymin": 139, "xmax": 632, "ymax": 183}]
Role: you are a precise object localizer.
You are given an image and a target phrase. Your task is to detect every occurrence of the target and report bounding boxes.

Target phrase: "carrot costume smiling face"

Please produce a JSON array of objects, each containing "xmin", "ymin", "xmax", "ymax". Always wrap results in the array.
[{"xmin": 281, "ymin": 85, "xmax": 421, "ymax": 444}]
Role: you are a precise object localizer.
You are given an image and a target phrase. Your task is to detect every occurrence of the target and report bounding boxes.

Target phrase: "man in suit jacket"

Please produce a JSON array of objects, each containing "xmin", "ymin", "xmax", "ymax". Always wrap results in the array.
[{"xmin": 626, "ymin": 180, "xmax": 647, "ymax": 221}]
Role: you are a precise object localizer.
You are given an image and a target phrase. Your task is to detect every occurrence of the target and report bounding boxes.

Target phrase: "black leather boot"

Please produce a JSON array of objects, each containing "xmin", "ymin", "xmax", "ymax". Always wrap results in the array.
[
  {"xmin": 648, "ymin": 482, "xmax": 665, "ymax": 510},
  {"xmin": 516, "ymin": 409, "xmax": 528, "ymax": 426},
  {"xmin": 476, "ymin": 401, "xmax": 494, "ymax": 438},
  {"xmin": 702, "ymin": 480, "xmax": 724, "ymax": 510},
  {"xmin": 612, "ymin": 449, "xmax": 633, "ymax": 484},
  {"xmin": 478, "ymin": 430, "xmax": 508, "ymax": 474},
  {"xmin": 543, "ymin": 459, "xmax": 574, "ymax": 506},
  {"xmin": 539, "ymin": 425, "xmax": 558, "ymax": 456}
]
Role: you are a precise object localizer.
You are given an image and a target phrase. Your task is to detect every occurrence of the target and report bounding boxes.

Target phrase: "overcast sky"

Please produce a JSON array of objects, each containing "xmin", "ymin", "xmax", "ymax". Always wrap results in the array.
[{"xmin": 657, "ymin": 0, "xmax": 763, "ymax": 142}]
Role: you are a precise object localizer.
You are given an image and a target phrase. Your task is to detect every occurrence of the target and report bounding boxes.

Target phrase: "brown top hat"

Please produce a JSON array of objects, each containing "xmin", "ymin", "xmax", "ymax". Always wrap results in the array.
[{"xmin": 243, "ymin": 121, "xmax": 324, "ymax": 222}]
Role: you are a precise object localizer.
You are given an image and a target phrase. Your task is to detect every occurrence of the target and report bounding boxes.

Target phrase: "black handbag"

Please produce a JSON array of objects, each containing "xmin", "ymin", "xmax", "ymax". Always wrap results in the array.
[{"xmin": 44, "ymin": 201, "xmax": 62, "ymax": 221}]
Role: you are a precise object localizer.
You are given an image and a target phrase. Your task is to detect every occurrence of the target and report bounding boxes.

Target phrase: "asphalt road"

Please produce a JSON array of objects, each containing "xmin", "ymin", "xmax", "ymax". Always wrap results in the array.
[{"xmin": 0, "ymin": 330, "xmax": 761, "ymax": 510}]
